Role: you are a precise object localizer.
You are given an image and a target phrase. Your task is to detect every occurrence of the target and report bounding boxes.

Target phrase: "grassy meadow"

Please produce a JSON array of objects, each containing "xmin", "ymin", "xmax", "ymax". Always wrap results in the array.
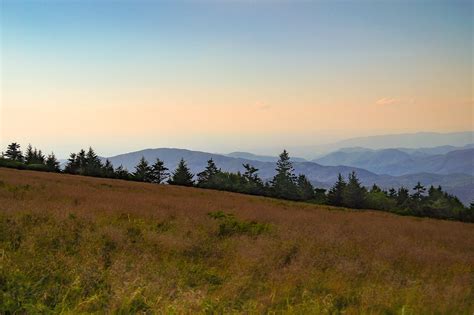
[{"xmin": 0, "ymin": 168, "xmax": 473, "ymax": 314}]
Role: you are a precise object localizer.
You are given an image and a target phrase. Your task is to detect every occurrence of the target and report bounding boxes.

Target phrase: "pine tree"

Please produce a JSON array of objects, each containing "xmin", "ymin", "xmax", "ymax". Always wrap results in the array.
[
  {"xmin": 133, "ymin": 157, "xmax": 152, "ymax": 182},
  {"xmin": 85, "ymin": 147, "xmax": 103, "ymax": 176},
  {"xmin": 297, "ymin": 174, "xmax": 315, "ymax": 200},
  {"xmin": 64, "ymin": 153, "xmax": 79, "ymax": 174},
  {"xmin": 197, "ymin": 159, "xmax": 220, "ymax": 187},
  {"xmin": 45, "ymin": 153, "xmax": 60, "ymax": 172},
  {"xmin": 243, "ymin": 163, "xmax": 261, "ymax": 184},
  {"xmin": 370, "ymin": 184, "xmax": 382, "ymax": 193},
  {"xmin": 77, "ymin": 149, "xmax": 87, "ymax": 174},
  {"xmin": 114, "ymin": 165, "xmax": 130, "ymax": 180},
  {"xmin": 396, "ymin": 187, "xmax": 410, "ymax": 206},
  {"xmin": 22, "ymin": 144, "xmax": 46, "ymax": 165},
  {"xmin": 102, "ymin": 159, "xmax": 115, "ymax": 178},
  {"xmin": 327, "ymin": 173, "xmax": 346, "ymax": 206},
  {"xmin": 5, "ymin": 142, "xmax": 23, "ymax": 162},
  {"xmin": 314, "ymin": 188, "xmax": 327, "ymax": 204},
  {"xmin": 342, "ymin": 171, "xmax": 366, "ymax": 209},
  {"xmin": 24, "ymin": 144, "xmax": 34, "ymax": 164},
  {"xmin": 271, "ymin": 150, "xmax": 299, "ymax": 200},
  {"xmin": 412, "ymin": 181, "xmax": 426, "ymax": 201},
  {"xmin": 168, "ymin": 158, "xmax": 194, "ymax": 186},
  {"xmin": 388, "ymin": 188, "xmax": 397, "ymax": 198},
  {"xmin": 241, "ymin": 163, "xmax": 264, "ymax": 194},
  {"xmin": 36, "ymin": 149, "xmax": 45, "ymax": 164},
  {"xmin": 151, "ymin": 158, "xmax": 168, "ymax": 184}
]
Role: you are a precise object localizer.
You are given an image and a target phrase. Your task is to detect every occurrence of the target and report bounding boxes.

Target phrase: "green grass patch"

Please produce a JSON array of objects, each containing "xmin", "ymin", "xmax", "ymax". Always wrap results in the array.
[{"xmin": 208, "ymin": 211, "xmax": 271, "ymax": 237}]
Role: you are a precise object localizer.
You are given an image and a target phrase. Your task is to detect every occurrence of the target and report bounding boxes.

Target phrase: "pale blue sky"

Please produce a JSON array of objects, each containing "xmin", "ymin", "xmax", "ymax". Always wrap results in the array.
[{"xmin": 1, "ymin": 0, "xmax": 472, "ymax": 157}]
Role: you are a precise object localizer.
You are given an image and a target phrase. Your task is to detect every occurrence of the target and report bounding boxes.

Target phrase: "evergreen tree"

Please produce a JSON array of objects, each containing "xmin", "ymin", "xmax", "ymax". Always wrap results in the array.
[
  {"xmin": 427, "ymin": 185, "xmax": 443, "ymax": 199},
  {"xmin": 45, "ymin": 153, "xmax": 60, "ymax": 172},
  {"xmin": 197, "ymin": 159, "xmax": 220, "ymax": 187},
  {"xmin": 370, "ymin": 184, "xmax": 382, "ymax": 193},
  {"xmin": 342, "ymin": 171, "xmax": 367, "ymax": 209},
  {"xmin": 5, "ymin": 142, "xmax": 23, "ymax": 162},
  {"xmin": 242, "ymin": 163, "xmax": 265, "ymax": 194},
  {"xmin": 388, "ymin": 188, "xmax": 397, "ymax": 198},
  {"xmin": 459, "ymin": 204, "xmax": 474, "ymax": 222},
  {"xmin": 102, "ymin": 159, "xmax": 115, "ymax": 178},
  {"xmin": 114, "ymin": 165, "xmax": 131, "ymax": 180},
  {"xmin": 84, "ymin": 147, "xmax": 103, "ymax": 176},
  {"xmin": 314, "ymin": 188, "xmax": 327, "ymax": 204},
  {"xmin": 271, "ymin": 150, "xmax": 299, "ymax": 200},
  {"xmin": 77, "ymin": 149, "xmax": 87, "ymax": 174},
  {"xmin": 412, "ymin": 181, "xmax": 426, "ymax": 201},
  {"xmin": 327, "ymin": 173, "xmax": 346, "ymax": 206},
  {"xmin": 64, "ymin": 153, "xmax": 80, "ymax": 174},
  {"xmin": 133, "ymin": 157, "xmax": 153, "ymax": 182},
  {"xmin": 36, "ymin": 149, "xmax": 45, "ymax": 164},
  {"xmin": 396, "ymin": 187, "xmax": 410, "ymax": 206},
  {"xmin": 24, "ymin": 144, "xmax": 35, "ymax": 164},
  {"xmin": 297, "ymin": 174, "xmax": 315, "ymax": 200},
  {"xmin": 168, "ymin": 158, "xmax": 194, "ymax": 186},
  {"xmin": 243, "ymin": 163, "xmax": 261, "ymax": 184},
  {"xmin": 151, "ymin": 158, "xmax": 168, "ymax": 184}
]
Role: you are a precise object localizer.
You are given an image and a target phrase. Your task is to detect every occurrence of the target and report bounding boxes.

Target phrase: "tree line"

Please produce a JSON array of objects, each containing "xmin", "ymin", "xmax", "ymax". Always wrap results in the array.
[{"xmin": 1, "ymin": 142, "xmax": 472, "ymax": 222}]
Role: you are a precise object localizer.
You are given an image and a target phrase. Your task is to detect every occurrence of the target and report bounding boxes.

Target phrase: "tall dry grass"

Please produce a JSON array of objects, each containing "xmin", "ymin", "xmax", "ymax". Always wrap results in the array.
[{"xmin": 0, "ymin": 168, "xmax": 473, "ymax": 313}]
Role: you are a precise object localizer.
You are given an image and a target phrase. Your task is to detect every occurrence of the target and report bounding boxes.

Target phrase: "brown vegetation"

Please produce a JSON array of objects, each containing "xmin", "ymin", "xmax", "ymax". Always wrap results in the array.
[{"xmin": 0, "ymin": 168, "xmax": 473, "ymax": 313}]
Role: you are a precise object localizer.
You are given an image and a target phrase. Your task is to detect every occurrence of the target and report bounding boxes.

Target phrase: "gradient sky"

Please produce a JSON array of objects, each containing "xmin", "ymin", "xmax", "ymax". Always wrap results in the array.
[{"xmin": 1, "ymin": 0, "xmax": 473, "ymax": 157}]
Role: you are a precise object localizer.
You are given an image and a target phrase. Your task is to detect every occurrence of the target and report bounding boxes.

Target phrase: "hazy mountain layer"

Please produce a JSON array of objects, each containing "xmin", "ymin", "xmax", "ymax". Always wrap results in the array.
[
  {"xmin": 313, "ymin": 147, "xmax": 474, "ymax": 176},
  {"xmin": 103, "ymin": 148, "xmax": 474, "ymax": 205},
  {"xmin": 225, "ymin": 152, "xmax": 307, "ymax": 162},
  {"xmin": 289, "ymin": 131, "xmax": 474, "ymax": 158}
]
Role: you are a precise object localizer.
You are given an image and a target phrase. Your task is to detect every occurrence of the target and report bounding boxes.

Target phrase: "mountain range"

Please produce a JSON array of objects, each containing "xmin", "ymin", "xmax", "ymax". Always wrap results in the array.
[
  {"xmin": 288, "ymin": 131, "xmax": 474, "ymax": 158},
  {"xmin": 225, "ymin": 152, "xmax": 307, "ymax": 162},
  {"xmin": 102, "ymin": 147, "xmax": 474, "ymax": 205},
  {"xmin": 313, "ymin": 145, "xmax": 474, "ymax": 176}
]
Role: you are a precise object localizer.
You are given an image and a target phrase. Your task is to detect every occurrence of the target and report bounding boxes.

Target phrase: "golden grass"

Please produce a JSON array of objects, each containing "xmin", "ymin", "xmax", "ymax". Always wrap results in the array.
[{"xmin": 0, "ymin": 168, "xmax": 473, "ymax": 313}]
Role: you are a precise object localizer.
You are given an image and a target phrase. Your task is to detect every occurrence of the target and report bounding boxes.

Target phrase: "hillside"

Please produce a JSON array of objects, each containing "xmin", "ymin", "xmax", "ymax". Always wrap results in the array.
[{"xmin": 1, "ymin": 168, "xmax": 473, "ymax": 313}]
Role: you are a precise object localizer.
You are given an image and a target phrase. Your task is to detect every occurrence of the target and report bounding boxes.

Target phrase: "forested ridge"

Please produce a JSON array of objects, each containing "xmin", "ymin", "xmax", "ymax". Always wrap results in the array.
[{"xmin": 1, "ymin": 142, "xmax": 472, "ymax": 222}]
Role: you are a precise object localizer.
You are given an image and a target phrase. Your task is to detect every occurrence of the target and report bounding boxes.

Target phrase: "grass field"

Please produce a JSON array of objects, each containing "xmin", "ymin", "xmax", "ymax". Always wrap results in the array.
[{"xmin": 0, "ymin": 168, "xmax": 473, "ymax": 314}]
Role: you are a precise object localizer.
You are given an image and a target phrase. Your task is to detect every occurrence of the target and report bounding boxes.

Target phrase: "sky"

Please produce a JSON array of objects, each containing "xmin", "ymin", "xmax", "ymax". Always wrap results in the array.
[{"xmin": 1, "ymin": 0, "xmax": 473, "ymax": 158}]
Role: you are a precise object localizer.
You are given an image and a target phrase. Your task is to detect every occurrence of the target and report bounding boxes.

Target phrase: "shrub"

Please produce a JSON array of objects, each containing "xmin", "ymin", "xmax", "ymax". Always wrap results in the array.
[
  {"xmin": 0, "ymin": 158, "xmax": 26, "ymax": 169},
  {"xmin": 126, "ymin": 226, "xmax": 143, "ymax": 244},
  {"xmin": 208, "ymin": 211, "xmax": 270, "ymax": 237},
  {"xmin": 26, "ymin": 163, "xmax": 49, "ymax": 172}
]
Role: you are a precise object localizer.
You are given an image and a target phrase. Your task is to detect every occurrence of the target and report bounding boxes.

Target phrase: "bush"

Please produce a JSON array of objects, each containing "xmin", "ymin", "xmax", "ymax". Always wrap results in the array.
[
  {"xmin": 366, "ymin": 191, "xmax": 397, "ymax": 211},
  {"xmin": 0, "ymin": 158, "xmax": 26, "ymax": 170},
  {"xmin": 27, "ymin": 163, "xmax": 50, "ymax": 172},
  {"xmin": 208, "ymin": 211, "xmax": 270, "ymax": 237}
]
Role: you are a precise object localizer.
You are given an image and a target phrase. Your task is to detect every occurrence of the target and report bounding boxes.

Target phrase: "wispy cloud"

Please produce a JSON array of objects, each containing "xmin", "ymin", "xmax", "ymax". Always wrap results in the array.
[
  {"xmin": 375, "ymin": 98, "xmax": 397, "ymax": 105},
  {"xmin": 375, "ymin": 98, "xmax": 415, "ymax": 106},
  {"xmin": 255, "ymin": 101, "xmax": 271, "ymax": 110}
]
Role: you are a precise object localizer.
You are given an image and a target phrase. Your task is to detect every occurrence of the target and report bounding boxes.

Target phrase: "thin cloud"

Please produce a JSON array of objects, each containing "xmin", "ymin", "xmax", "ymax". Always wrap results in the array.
[
  {"xmin": 375, "ymin": 98, "xmax": 415, "ymax": 106},
  {"xmin": 255, "ymin": 101, "xmax": 272, "ymax": 110},
  {"xmin": 375, "ymin": 98, "xmax": 397, "ymax": 105}
]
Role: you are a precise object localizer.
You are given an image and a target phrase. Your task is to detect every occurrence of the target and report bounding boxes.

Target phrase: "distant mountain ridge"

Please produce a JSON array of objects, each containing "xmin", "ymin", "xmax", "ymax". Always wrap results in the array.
[
  {"xmin": 225, "ymin": 152, "xmax": 307, "ymax": 162},
  {"xmin": 398, "ymin": 143, "xmax": 474, "ymax": 156},
  {"xmin": 313, "ymin": 146, "xmax": 474, "ymax": 176},
  {"xmin": 289, "ymin": 131, "xmax": 474, "ymax": 158},
  {"xmin": 103, "ymin": 147, "xmax": 474, "ymax": 205},
  {"xmin": 329, "ymin": 131, "xmax": 473, "ymax": 150}
]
